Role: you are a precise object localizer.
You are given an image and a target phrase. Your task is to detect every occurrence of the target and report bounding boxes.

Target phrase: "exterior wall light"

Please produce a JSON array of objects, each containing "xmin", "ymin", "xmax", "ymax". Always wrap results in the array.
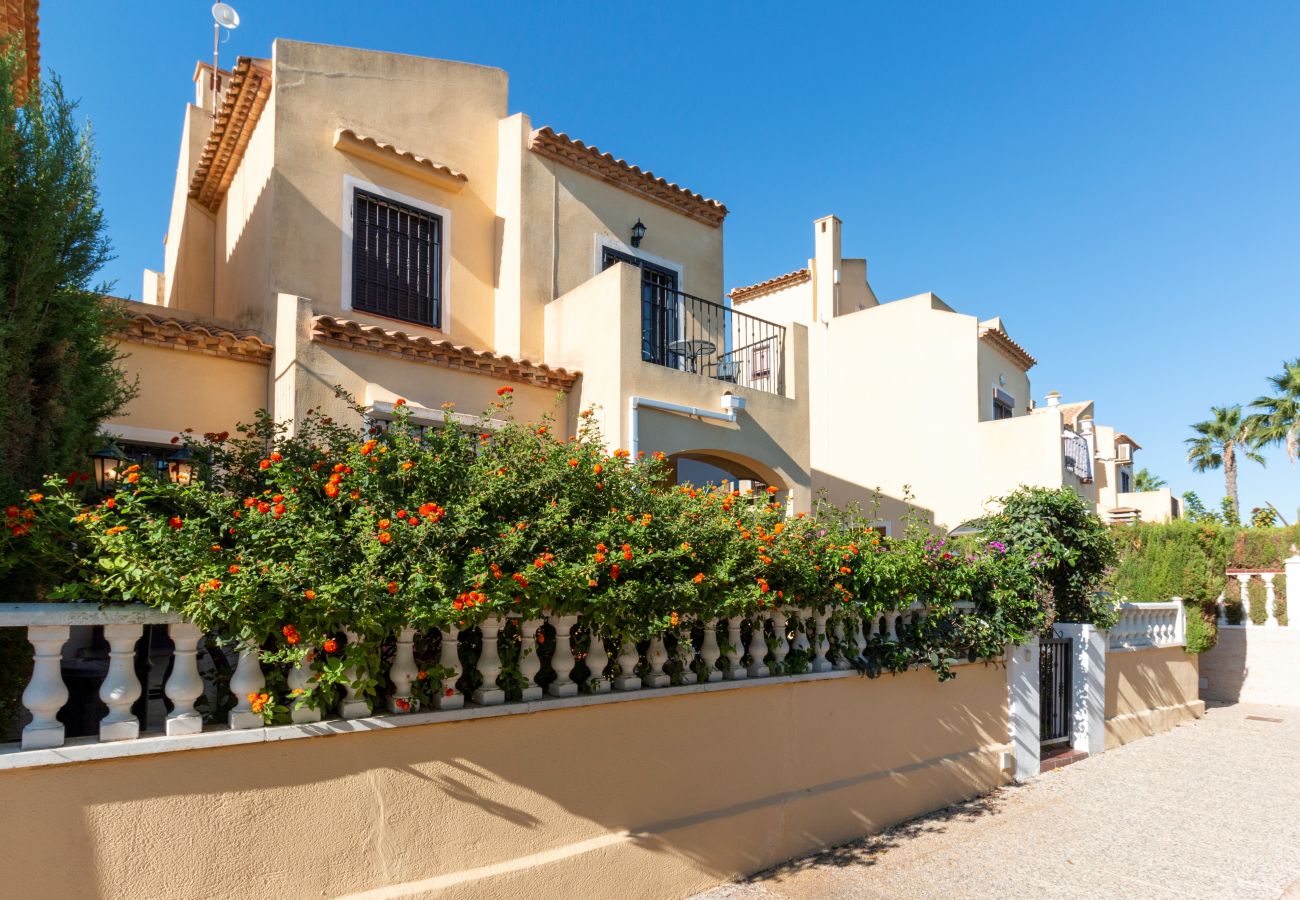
[
  {"xmin": 166, "ymin": 447, "xmax": 195, "ymax": 485},
  {"xmin": 630, "ymin": 219, "xmax": 646, "ymax": 248},
  {"xmin": 91, "ymin": 444, "xmax": 127, "ymax": 493}
]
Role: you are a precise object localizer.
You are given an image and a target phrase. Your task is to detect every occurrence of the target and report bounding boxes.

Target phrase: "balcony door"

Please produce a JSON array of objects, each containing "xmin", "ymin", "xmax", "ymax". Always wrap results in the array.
[{"xmin": 602, "ymin": 247, "xmax": 680, "ymax": 366}]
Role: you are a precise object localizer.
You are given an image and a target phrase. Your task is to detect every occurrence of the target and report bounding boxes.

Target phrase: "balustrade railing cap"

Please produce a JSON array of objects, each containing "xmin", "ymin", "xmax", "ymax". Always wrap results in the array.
[{"xmin": 0, "ymin": 602, "xmax": 187, "ymax": 626}]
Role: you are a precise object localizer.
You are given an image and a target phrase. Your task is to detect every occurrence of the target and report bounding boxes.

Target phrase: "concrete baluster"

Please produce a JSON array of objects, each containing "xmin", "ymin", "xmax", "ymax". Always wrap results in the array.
[
  {"xmin": 547, "ymin": 614, "xmax": 580, "ymax": 698},
  {"xmin": 434, "ymin": 623, "xmax": 465, "ymax": 710},
  {"xmin": 833, "ymin": 616, "xmax": 851, "ymax": 670},
  {"xmin": 164, "ymin": 622, "xmax": 205, "ymax": 735},
  {"xmin": 228, "ymin": 640, "xmax": 265, "ymax": 730},
  {"xmin": 793, "ymin": 609, "xmax": 812, "ymax": 654},
  {"xmin": 1237, "ymin": 573, "xmax": 1252, "ymax": 626},
  {"xmin": 643, "ymin": 635, "xmax": 671, "ymax": 688},
  {"xmin": 387, "ymin": 627, "xmax": 418, "ymax": 713},
  {"xmin": 614, "ymin": 638, "xmax": 643, "ymax": 691},
  {"xmin": 699, "ymin": 619, "xmax": 723, "ymax": 683},
  {"xmin": 746, "ymin": 615, "xmax": 770, "ymax": 677},
  {"xmin": 1262, "ymin": 574, "xmax": 1277, "ymax": 627},
  {"xmin": 517, "ymin": 618, "xmax": 544, "ymax": 701},
  {"xmin": 471, "ymin": 618, "xmax": 506, "ymax": 705},
  {"xmin": 338, "ymin": 630, "xmax": 371, "ymax": 719},
  {"xmin": 99, "ymin": 624, "xmax": 143, "ymax": 742},
  {"xmin": 770, "ymin": 609, "xmax": 790, "ymax": 673},
  {"xmin": 586, "ymin": 624, "xmax": 612, "ymax": 692},
  {"xmin": 725, "ymin": 618, "xmax": 747, "ymax": 680},
  {"xmin": 811, "ymin": 610, "xmax": 833, "ymax": 673},
  {"xmin": 286, "ymin": 650, "xmax": 322, "ymax": 724},
  {"xmin": 21, "ymin": 625, "xmax": 70, "ymax": 750}
]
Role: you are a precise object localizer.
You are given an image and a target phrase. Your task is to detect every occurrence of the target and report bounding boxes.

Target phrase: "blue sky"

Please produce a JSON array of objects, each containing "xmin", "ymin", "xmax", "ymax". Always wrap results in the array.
[{"xmin": 41, "ymin": 1, "xmax": 1300, "ymax": 520}]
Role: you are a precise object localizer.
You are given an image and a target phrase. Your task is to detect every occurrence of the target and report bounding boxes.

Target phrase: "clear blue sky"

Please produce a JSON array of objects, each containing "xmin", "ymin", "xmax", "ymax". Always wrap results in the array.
[{"xmin": 41, "ymin": 1, "xmax": 1300, "ymax": 520}]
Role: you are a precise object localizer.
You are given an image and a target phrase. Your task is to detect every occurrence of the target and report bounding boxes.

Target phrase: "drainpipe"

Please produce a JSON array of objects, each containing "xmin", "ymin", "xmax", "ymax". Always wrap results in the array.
[{"xmin": 628, "ymin": 394, "xmax": 745, "ymax": 458}]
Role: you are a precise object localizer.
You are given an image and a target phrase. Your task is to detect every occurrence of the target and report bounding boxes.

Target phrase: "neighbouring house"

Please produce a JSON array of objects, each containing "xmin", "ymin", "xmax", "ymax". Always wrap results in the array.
[
  {"xmin": 1091, "ymin": 422, "xmax": 1181, "ymax": 523},
  {"xmin": 108, "ymin": 40, "xmax": 811, "ymax": 510},
  {"xmin": 730, "ymin": 215, "xmax": 1099, "ymax": 533}
]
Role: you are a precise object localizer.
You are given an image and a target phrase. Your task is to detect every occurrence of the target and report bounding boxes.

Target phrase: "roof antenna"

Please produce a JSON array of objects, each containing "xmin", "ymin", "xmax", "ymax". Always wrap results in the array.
[{"xmin": 210, "ymin": 3, "xmax": 240, "ymax": 118}]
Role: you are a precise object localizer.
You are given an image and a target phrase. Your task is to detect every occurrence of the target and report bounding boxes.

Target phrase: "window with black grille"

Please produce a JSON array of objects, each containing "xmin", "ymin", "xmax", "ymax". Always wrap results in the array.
[{"xmin": 351, "ymin": 189, "xmax": 442, "ymax": 327}]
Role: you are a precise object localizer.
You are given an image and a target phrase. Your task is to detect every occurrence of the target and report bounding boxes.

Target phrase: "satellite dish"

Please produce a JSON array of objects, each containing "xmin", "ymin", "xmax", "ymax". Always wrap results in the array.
[{"xmin": 212, "ymin": 2, "xmax": 240, "ymax": 29}]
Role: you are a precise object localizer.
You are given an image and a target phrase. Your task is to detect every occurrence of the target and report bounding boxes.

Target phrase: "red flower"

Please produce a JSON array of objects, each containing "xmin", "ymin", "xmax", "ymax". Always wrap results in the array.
[
  {"xmin": 323, "ymin": 638, "xmax": 339, "ymax": 653},
  {"xmin": 258, "ymin": 459, "xmax": 271, "ymax": 470},
  {"xmin": 324, "ymin": 483, "xmax": 339, "ymax": 498},
  {"xmin": 445, "ymin": 687, "xmax": 455, "ymax": 697},
  {"xmin": 497, "ymin": 386, "xmax": 513, "ymax": 396},
  {"xmin": 395, "ymin": 397, "xmax": 407, "ymax": 407},
  {"xmin": 568, "ymin": 458, "xmax": 579, "ymax": 467},
  {"xmin": 304, "ymin": 589, "xmax": 316, "ymax": 600},
  {"xmin": 386, "ymin": 581, "xmax": 399, "ymax": 594},
  {"xmin": 166, "ymin": 516, "xmax": 184, "ymax": 530},
  {"xmin": 282, "ymin": 625, "xmax": 300, "ymax": 645},
  {"xmin": 610, "ymin": 564, "xmax": 620, "ymax": 580},
  {"xmin": 228, "ymin": 565, "xmax": 240, "ymax": 574},
  {"xmin": 270, "ymin": 452, "xmax": 283, "ymax": 462},
  {"xmin": 378, "ymin": 532, "xmax": 393, "ymax": 544}
]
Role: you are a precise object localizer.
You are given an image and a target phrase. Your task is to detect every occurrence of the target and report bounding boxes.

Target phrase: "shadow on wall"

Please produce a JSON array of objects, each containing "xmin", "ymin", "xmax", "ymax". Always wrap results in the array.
[
  {"xmin": 1199, "ymin": 628, "xmax": 1247, "ymax": 704},
  {"xmin": 811, "ymin": 469, "xmax": 939, "ymax": 534},
  {"xmin": 1104, "ymin": 646, "xmax": 1200, "ymax": 747},
  {"xmin": 0, "ymin": 668, "xmax": 1013, "ymax": 898}
]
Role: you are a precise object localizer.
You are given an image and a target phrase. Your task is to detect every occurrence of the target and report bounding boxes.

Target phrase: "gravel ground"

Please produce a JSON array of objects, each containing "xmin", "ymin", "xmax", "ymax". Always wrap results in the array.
[{"xmin": 694, "ymin": 702, "xmax": 1300, "ymax": 900}]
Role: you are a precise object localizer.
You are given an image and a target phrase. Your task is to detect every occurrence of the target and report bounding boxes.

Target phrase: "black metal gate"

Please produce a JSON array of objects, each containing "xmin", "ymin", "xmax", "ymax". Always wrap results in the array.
[{"xmin": 1039, "ymin": 636, "xmax": 1072, "ymax": 745}]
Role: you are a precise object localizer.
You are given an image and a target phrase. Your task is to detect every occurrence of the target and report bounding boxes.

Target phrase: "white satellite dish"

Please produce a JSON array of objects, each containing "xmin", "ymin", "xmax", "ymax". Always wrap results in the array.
[{"xmin": 212, "ymin": 3, "xmax": 240, "ymax": 29}]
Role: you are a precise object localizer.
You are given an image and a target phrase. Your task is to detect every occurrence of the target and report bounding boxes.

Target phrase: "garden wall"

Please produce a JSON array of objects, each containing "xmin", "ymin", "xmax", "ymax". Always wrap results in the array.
[
  {"xmin": 0, "ymin": 665, "xmax": 1010, "ymax": 899},
  {"xmin": 1104, "ymin": 645, "xmax": 1203, "ymax": 748},
  {"xmin": 1200, "ymin": 627, "xmax": 1300, "ymax": 707}
]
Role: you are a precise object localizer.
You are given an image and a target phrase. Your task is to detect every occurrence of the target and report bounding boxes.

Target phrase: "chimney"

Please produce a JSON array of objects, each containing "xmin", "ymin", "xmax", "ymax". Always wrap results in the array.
[
  {"xmin": 1045, "ymin": 391, "xmax": 1061, "ymax": 407},
  {"xmin": 812, "ymin": 215, "xmax": 841, "ymax": 323}
]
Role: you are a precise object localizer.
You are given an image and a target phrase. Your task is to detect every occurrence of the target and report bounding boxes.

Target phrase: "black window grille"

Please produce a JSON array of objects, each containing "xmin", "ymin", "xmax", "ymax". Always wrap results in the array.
[{"xmin": 352, "ymin": 189, "xmax": 441, "ymax": 328}]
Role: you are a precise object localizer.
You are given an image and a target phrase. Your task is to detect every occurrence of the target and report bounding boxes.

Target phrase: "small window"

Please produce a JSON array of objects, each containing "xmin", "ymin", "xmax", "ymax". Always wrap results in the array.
[
  {"xmin": 992, "ymin": 387, "xmax": 1016, "ymax": 420},
  {"xmin": 1120, "ymin": 470, "xmax": 1132, "ymax": 493},
  {"xmin": 751, "ymin": 342, "xmax": 772, "ymax": 379},
  {"xmin": 352, "ymin": 189, "xmax": 442, "ymax": 327}
]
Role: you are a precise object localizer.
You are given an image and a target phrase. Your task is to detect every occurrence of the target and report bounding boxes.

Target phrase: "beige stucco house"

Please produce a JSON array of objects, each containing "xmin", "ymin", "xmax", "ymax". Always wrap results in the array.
[
  {"xmin": 107, "ymin": 40, "xmax": 810, "ymax": 509},
  {"xmin": 730, "ymin": 216, "xmax": 1116, "ymax": 533}
]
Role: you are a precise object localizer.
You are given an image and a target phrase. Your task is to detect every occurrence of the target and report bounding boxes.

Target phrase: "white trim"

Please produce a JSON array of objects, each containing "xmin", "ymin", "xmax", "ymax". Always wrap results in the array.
[
  {"xmin": 340, "ymin": 175, "xmax": 452, "ymax": 334},
  {"xmin": 868, "ymin": 519, "xmax": 893, "ymax": 537},
  {"xmin": 368, "ymin": 398, "xmax": 508, "ymax": 433},
  {"xmin": 593, "ymin": 233, "xmax": 684, "ymax": 287},
  {"xmin": 99, "ymin": 424, "xmax": 185, "ymax": 447}
]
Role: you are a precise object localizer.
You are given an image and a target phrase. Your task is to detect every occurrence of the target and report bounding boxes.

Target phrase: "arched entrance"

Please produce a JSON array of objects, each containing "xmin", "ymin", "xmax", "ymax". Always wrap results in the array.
[{"xmin": 669, "ymin": 449, "xmax": 788, "ymax": 500}]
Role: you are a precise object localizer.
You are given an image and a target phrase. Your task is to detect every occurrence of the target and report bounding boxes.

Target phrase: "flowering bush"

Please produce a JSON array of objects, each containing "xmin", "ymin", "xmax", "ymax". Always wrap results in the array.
[{"xmin": 1, "ymin": 392, "xmax": 1048, "ymax": 713}]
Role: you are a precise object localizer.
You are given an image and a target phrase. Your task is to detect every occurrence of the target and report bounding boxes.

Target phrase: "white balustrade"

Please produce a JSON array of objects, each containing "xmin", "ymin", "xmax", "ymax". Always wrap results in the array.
[
  {"xmin": 586, "ymin": 624, "xmax": 611, "ymax": 693},
  {"xmin": 20, "ymin": 625, "xmax": 70, "ymax": 750},
  {"xmin": 851, "ymin": 614, "xmax": 867, "ymax": 660},
  {"xmin": 517, "ymin": 618, "xmax": 544, "ymax": 701},
  {"xmin": 832, "ymin": 617, "xmax": 850, "ymax": 670},
  {"xmin": 547, "ymin": 614, "xmax": 580, "ymax": 698},
  {"xmin": 338, "ymin": 630, "xmax": 371, "ymax": 719},
  {"xmin": 699, "ymin": 619, "xmax": 723, "ymax": 683},
  {"xmin": 770, "ymin": 610, "xmax": 790, "ymax": 673},
  {"xmin": 1236, "ymin": 573, "xmax": 1252, "ymax": 626},
  {"xmin": 792, "ymin": 610, "xmax": 811, "ymax": 655},
  {"xmin": 228, "ymin": 640, "xmax": 266, "ymax": 730},
  {"xmin": 165, "ymin": 623, "xmax": 206, "ymax": 735},
  {"xmin": 1108, "ymin": 601, "xmax": 1186, "ymax": 651},
  {"xmin": 286, "ymin": 651, "xmax": 321, "ymax": 724},
  {"xmin": 613, "ymin": 639, "xmax": 643, "ymax": 691},
  {"xmin": 99, "ymin": 624, "xmax": 143, "ymax": 741},
  {"xmin": 471, "ymin": 619, "xmax": 506, "ymax": 705},
  {"xmin": 387, "ymin": 627, "xmax": 418, "ymax": 714},
  {"xmin": 643, "ymin": 635, "xmax": 671, "ymax": 687},
  {"xmin": 746, "ymin": 615, "xmax": 770, "ymax": 677},
  {"xmin": 433, "ymin": 624, "xmax": 465, "ymax": 710},
  {"xmin": 810, "ymin": 610, "xmax": 832, "ymax": 673},
  {"xmin": 1262, "ymin": 574, "xmax": 1278, "ymax": 628},
  {"xmin": 724, "ymin": 618, "xmax": 747, "ymax": 680},
  {"xmin": 886, "ymin": 611, "xmax": 900, "ymax": 642}
]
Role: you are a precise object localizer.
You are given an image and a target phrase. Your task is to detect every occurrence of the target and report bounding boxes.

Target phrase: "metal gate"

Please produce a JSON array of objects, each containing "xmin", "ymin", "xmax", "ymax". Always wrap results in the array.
[{"xmin": 1039, "ymin": 636, "xmax": 1072, "ymax": 745}]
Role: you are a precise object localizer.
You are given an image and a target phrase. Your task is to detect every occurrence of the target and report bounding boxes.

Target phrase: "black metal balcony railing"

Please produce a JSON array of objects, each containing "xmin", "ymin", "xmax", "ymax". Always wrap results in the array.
[
  {"xmin": 1062, "ymin": 432, "xmax": 1093, "ymax": 481},
  {"xmin": 640, "ymin": 284, "xmax": 786, "ymax": 395}
]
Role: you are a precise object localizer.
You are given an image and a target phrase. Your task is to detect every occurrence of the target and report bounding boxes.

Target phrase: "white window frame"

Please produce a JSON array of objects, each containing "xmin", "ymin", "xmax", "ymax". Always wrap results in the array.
[
  {"xmin": 341, "ymin": 175, "xmax": 452, "ymax": 333},
  {"xmin": 594, "ymin": 234, "xmax": 689, "ymax": 352},
  {"xmin": 869, "ymin": 519, "xmax": 893, "ymax": 538}
]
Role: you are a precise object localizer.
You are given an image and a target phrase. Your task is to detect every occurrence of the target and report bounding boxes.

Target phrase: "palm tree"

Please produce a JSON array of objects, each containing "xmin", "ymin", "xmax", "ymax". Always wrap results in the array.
[
  {"xmin": 1133, "ymin": 468, "xmax": 1166, "ymax": 492},
  {"xmin": 1249, "ymin": 357, "xmax": 1300, "ymax": 464},
  {"xmin": 1185, "ymin": 405, "xmax": 1265, "ymax": 521}
]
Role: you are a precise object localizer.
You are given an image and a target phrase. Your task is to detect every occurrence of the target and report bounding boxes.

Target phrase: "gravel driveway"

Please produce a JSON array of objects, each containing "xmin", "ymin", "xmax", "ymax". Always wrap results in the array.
[{"xmin": 695, "ymin": 702, "xmax": 1300, "ymax": 899}]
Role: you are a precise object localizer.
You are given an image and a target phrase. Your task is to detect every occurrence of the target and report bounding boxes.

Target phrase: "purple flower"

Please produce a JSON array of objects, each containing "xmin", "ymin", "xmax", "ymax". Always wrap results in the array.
[{"xmin": 987, "ymin": 541, "xmax": 1007, "ymax": 555}]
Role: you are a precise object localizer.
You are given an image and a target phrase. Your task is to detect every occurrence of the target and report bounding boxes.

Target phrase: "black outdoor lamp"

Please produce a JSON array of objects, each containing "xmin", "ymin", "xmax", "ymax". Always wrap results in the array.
[
  {"xmin": 630, "ymin": 218, "xmax": 646, "ymax": 248},
  {"xmin": 165, "ymin": 446, "xmax": 195, "ymax": 486},
  {"xmin": 90, "ymin": 444, "xmax": 127, "ymax": 493}
]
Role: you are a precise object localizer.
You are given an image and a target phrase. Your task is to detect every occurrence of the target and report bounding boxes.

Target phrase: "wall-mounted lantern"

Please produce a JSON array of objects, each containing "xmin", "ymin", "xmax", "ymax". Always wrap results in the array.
[
  {"xmin": 166, "ymin": 447, "xmax": 195, "ymax": 485},
  {"xmin": 90, "ymin": 444, "xmax": 127, "ymax": 493},
  {"xmin": 630, "ymin": 219, "xmax": 646, "ymax": 248}
]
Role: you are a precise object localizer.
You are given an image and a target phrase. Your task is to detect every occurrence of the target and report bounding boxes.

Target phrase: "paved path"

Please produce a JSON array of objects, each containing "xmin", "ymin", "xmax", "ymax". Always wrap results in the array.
[{"xmin": 696, "ymin": 702, "xmax": 1300, "ymax": 899}]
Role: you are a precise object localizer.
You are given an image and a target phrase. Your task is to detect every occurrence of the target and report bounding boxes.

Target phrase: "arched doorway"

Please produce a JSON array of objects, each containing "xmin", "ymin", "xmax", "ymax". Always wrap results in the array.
[{"xmin": 670, "ymin": 450, "xmax": 788, "ymax": 501}]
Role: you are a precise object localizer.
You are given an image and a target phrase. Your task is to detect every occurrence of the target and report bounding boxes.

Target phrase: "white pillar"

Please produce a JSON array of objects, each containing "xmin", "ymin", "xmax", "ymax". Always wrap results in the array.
[
  {"xmin": 1056, "ymin": 624, "xmax": 1106, "ymax": 757},
  {"xmin": 1216, "ymin": 591, "xmax": 1227, "ymax": 627},
  {"xmin": 811, "ymin": 610, "xmax": 832, "ymax": 673},
  {"xmin": 99, "ymin": 624, "xmax": 142, "ymax": 742},
  {"xmin": 1007, "ymin": 639, "xmax": 1041, "ymax": 782},
  {"xmin": 770, "ymin": 610, "xmax": 790, "ymax": 674},
  {"xmin": 613, "ymin": 639, "xmax": 642, "ymax": 691},
  {"xmin": 517, "ymin": 618, "xmax": 544, "ymax": 701},
  {"xmin": 21, "ymin": 624, "xmax": 70, "ymax": 750},
  {"xmin": 338, "ymin": 630, "xmax": 371, "ymax": 719},
  {"xmin": 1262, "ymin": 574, "xmax": 1278, "ymax": 627},
  {"xmin": 886, "ymin": 611, "xmax": 901, "ymax": 642},
  {"xmin": 387, "ymin": 627, "xmax": 418, "ymax": 713},
  {"xmin": 471, "ymin": 619, "xmax": 506, "ymax": 705},
  {"xmin": 547, "ymin": 614, "xmax": 579, "ymax": 697},
  {"xmin": 1286, "ymin": 549, "xmax": 1300, "ymax": 608},
  {"xmin": 286, "ymin": 651, "xmax": 321, "ymax": 724},
  {"xmin": 228, "ymin": 640, "xmax": 265, "ymax": 730},
  {"xmin": 434, "ymin": 624, "xmax": 465, "ymax": 710},
  {"xmin": 792, "ymin": 609, "xmax": 811, "ymax": 655},
  {"xmin": 746, "ymin": 616, "xmax": 769, "ymax": 677},
  {"xmin": 164, "ymin": 622, "xmax": 205, "ymax": 735},
  {"xmin": 587, "ymin": 625, "xmax": 611, "ymax": 693},
  {"xmin": 699, "ymin": 620, "xmax": 723, "ymax": 683},
  {"xmin": 1237, "ymin": 573, "xmax": 1252, "ymax": 626},
  {"xmin": 643, "ymin": 635, "xmax": 671, "ymax": 687},
  {"xmin": 832, "ymin": 617, "xmax": 850, "ymax": 670},
  {"xmin": 724, "ymin": 618, "xmax": 747, "ymax": 680}
]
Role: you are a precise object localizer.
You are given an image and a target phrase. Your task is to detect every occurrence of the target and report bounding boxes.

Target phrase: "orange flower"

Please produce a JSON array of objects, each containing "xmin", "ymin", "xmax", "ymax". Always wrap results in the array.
[
  {"xmin": 304, "ymin": 589, "xmax": 316, "ymax": 600},
  {"xmin": 282, "ymin": 625, "xmax": 300, "ymax": 645},
  {"xmin": 766, "ymin": 486, "xmax": 779, "ymax": 495},
  {"xmin": 593, "ymin": 463, "xmax": 603, "ymax": 475},
  {"xmin": 228, "ymin": 565, "xmax": 241, "ymax": 574},
  {"xmin": 396, "ymin": 510, "xmax": 408, "ymax": 519},
  {"xmin": 208, "ymin": 579, "xmax": 221, "ymax": 590},
  {"xmin": 386, "ymin": 581, "xmax": 399, "ymax": 594},
  {"xmin": 125, "ymin": 472, "xmax": 140, "ymax": 484},
  {"xmin": 568, "ymin": 458, "xmax": 579, "ymax": 467},
  {"xmin": 497, "ymin": 386, "xmax": 514, "ymax": 396},
  {"xmin": 692, "ymin": 572, "xmax": 706, "ymax": 584},
  {"xmin": 417, "ymin": 670, "xmax": 428, "ymax": 680},
  {"xmin": 323, "ymin": 638, "xmax": 339, "ymax": 653},
  {"xmin": 588, "ymin": 578, "xmax": 598, "ymax": 587},
  {"xmin": 4, "ymin": 505, "xmax": 19, "ymax": 519},
  {"xmin": 105, "ymin": 525, "xmax": 128, "ymax": 535},
  {"xmin": 378, "ymin": 532, "xmax": 393, "ymax": 544},
  {"xmin": 610, "ymin": 564, "xmax": 620, "ymax": 580},
  {"xmin": 257, "ymin": 502, "xmax": 271, "ymax": 514},
  {"xmin": 324, "ymin": 483, "xmax": 339, "ymax": 498},
  {"xmin": 395, "ymin": 397, "xmax": 407, "ymax": 407},
  {"xmin": 669, "ymin": 611, "xmax": 680, "ymax": 627},
  {"xmin": 273, "ymin": 504, "xmax": 285, "ymax": 518},
  {"xmin": 757, "ymin": 577, "xmax": 770, "ymax": 593},
  {"xmin": 490, "ymin": 563, "xmax": 503, "ymax": 579},
  {"xmin": 593, "ymin": 552, "xmax": 606, "ymax": 563},
  {"xmin": 270, "ymin": 452, "xmax": 283, "ymax": 462},
  {"xmin": 400, "ymin": 461, "xmax": 415, "ymax": 471},
  {"xmin": 167, "ymin": 516, "xmax": 183, "ymax": 530},
  {"xmin": 258, "ymin": 459, "xmax": 271, "ymax": 470},
  {"xmin": 513, "ymin": 573, "xmax": 529, "ymax": 588},
  {"xmin": 378, "ymin": 519, "xmax": 392, "ymax": 530},
  {"xmin": 27, "ymin": 493, "xmax": 43, "ymax": 504},
  {"xmin": 839, "ymin": 566, "xmax": 852, "ymax": 575}
]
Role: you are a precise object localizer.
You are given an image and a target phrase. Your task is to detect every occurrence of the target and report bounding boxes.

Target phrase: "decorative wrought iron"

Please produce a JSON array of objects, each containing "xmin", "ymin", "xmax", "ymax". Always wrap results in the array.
[
  {"xmin": 1062, "ymin": 432, "xmax": 1092, "ymax": 481},
  {"xmin": 1039, "ymin": 636, "xmax": 1073, "ymax": 745}
]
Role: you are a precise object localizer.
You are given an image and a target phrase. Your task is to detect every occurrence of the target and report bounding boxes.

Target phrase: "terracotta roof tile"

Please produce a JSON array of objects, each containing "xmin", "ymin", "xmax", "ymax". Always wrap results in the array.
[
  {"xmin": 1054, "ymin": 401, "xmax": 1092, "ymax": 428},
  {"xmin": 729, "ymin": 268, "xmax": 810, "ymax": 304},
  {"xmin": 189, "ymin": 56, "xmax": 272, "ymax": 212},
  {"xmin": 0, "ymin": 0, "xmax": 39, "ymax": 102},
  {"xmin": 114, "ymin": 304, "xmax": 272, "ymax": 364},
  {"xmin": 528, "ymin": 126, "xmax": 727, "ymax": 227},
  {"xmin": 310, "ymin": 315, "xmax": 579, "ymax": 391},
  {"xmin": 978, "ymin": 324, "xmax": 1036, "ymax": 371},
  {"xmin": 334, "ymin": 128, "xmax": 468, "ymax": 192}
]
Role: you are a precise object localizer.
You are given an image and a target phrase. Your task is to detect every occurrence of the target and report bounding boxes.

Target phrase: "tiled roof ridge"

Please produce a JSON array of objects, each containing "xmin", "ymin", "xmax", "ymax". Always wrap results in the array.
[
  {"xmin": 729, "ymin": 268, "xmax": 810, "ymax": 304},
  {"xmin": 1, "ymin": 0, "xmax": 40, "ymax": 101},
  {"xmin": 310, "ymin": 315, "xmax": 579, "ymax": 391},
  {"xmin": 115, "ymin": 306, "xmax": 273, "ymax": 364},
  {"xmin": 528, "ymin": 126, "xmax": 728, "ymax": 227},
  {"xmin": 334, "ymin": 128, "xmax": 468, "ymax": 186},
  {"xmin": 977, "ymin": 324, "xmax": 1037, "ymax": 371},
  {"xmin": 188, "ymin": 56, "xmax": 273, "ymax": 212}
]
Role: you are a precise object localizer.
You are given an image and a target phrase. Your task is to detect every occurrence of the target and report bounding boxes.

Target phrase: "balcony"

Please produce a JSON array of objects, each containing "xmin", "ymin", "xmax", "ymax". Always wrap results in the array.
[
  {"xmin": 640, "ymin": 284, "xmax": 786, "ymax": 396},
  {"xmin": 1062, "ymin": 432, "xmax": 1093, "ymax": 482}
]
